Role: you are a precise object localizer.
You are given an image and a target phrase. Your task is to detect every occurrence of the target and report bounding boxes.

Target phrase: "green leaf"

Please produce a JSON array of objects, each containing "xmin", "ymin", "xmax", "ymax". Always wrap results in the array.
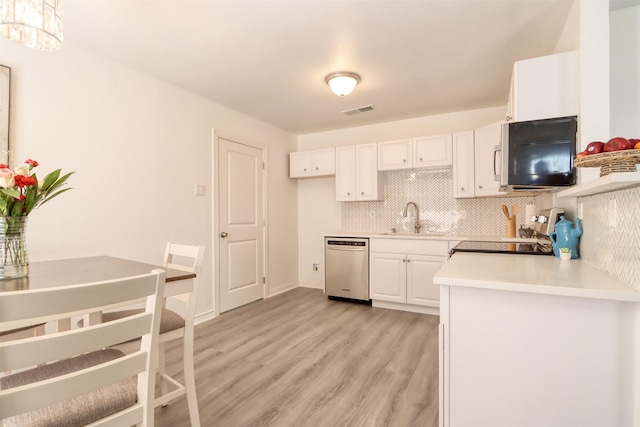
[
  {"xmin": 0, "ymin": 188, "xmax": 21, "ymax": 199},
  {"xmin": 40, "ymin": 169, "xmax": 62, "ymax": 192},
  {"xmin": 36, "ymin": 188, "xmax": 73, "ymax": 208},
  {"xmin": 42, "ymin": 172, "xmax": 74, "ymax": 197}
]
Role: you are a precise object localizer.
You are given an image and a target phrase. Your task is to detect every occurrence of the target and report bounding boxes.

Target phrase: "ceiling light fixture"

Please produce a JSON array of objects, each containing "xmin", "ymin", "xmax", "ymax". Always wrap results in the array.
[
  {"xmin": 325, "ymin": 71, "xmax": 361, "ymax": 97},
  {"xmin": 0, "ymin": 0, "xmax": 64, "ymax": 51}
]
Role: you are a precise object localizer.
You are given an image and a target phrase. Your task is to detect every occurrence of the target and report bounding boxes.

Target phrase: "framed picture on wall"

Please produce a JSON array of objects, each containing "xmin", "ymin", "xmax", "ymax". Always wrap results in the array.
[{"xmin": 0, "ymin": 65, "xmax": 9, "ymax": 156}]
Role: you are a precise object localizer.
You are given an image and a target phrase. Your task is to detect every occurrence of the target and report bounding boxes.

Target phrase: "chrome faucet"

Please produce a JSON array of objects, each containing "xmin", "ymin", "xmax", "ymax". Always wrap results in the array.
[{"xmin": 403, "ymin": 202, "xmax": 421, "ymax": 234}]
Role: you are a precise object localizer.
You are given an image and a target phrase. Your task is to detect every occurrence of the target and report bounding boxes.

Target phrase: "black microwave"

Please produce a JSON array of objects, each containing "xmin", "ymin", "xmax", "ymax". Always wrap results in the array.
[{"xmin": 500, "ymin": 116, "xmax": 577, "ymax": 192}]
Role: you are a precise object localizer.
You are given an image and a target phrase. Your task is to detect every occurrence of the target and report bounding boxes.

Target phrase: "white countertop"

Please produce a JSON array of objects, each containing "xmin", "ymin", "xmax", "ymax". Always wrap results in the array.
[
  {"xmin": 434, "ymin": 252, "xmax": 640, "ymax": 302},
  {"xmin": 324, "ymin": 232, "xmax": 539, "ymax": 243}
]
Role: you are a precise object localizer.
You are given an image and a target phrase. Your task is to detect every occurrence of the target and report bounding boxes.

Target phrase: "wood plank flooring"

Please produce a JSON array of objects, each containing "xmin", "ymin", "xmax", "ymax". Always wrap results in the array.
[{"xmin": 154, "ymin": 287, "xmax": 440, "ymax": 427}]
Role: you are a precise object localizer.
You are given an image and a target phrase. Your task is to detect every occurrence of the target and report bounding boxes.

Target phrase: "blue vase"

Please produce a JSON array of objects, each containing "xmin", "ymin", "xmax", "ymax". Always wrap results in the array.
[{"xmin": 549, "ymin": 216, "xmax": 582, "ymax": 259}]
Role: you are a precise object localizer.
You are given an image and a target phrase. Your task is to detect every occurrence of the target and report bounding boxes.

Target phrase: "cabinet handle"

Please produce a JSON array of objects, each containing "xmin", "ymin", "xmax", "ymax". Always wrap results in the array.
[
  {"xmin": 506, "ymin": 115, "xmax": 512, "ymax": 121},
  {"xmin": 403, "ymin": 159, "xmax": 407, "ymax": 163},
  {"xmin": 347, "ymin": 192, "xmax": 351, "ymax": 195},
  {"xmin": 478, "ymin": 185, "xmax": 483, "ymax": 189},
  {"xmin": 461, "ymin": 187, "xmax": 465, "ymax": 191},
  {"xmin": 315, "ymin": 167, "xmax": 319, "ymax": 170},
  {"xmin": 407, "ymin": 259, "xmax": 411, "ymax": 263},
  {"xmin": 361, "ymin": 192, "xmax": 364, "ymax": 195},
  {"xmin": 303, "ymin": 168, "xmax": 307, "ymax": 171},
  {"xmin": 419, "ymin": 157, "xmax": 423, "ymax": 161}
]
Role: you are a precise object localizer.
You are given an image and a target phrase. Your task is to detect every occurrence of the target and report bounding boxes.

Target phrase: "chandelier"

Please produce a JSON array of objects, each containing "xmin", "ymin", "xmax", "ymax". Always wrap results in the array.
[{"xmin": 0, "ymin": 0, "xmax": 63, "ymax": 50}]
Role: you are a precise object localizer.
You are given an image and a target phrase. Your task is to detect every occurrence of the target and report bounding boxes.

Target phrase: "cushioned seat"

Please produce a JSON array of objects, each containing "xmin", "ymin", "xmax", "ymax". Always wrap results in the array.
[
  {"xmin": 102, "ymin": 308, "xmax": 185, "ymax": 335},
  {"xmin": 1, "ymin": 349, "xmax": 136, "ymax": 427}
]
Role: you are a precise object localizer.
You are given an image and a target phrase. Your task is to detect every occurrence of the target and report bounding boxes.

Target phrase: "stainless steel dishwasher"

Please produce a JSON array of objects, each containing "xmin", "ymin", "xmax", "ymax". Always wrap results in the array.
[{"xmin": 324, "ymin": 237, "xmax": 370, "ymax": 302}]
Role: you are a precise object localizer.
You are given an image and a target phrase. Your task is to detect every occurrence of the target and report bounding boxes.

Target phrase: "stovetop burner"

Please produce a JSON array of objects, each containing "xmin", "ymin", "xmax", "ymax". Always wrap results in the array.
[{"xmin": 451, "ymin": 240, "xmax": 554, "ymax": 256}]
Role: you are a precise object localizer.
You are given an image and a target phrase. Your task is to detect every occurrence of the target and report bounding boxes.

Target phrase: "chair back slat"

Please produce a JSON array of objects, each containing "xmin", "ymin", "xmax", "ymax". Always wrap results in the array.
[
  {"xmin": 0, "ymin": 268, "xmax": 165, "ymax": 427},
  {"xmin": 0, "ymin": 273, "xmax": 157, "ymax": 326},
  {"xmin": 0, "ymin": 313, "xmax": 151, "ymax": 371},
  {"xmin": 163, "ymin": 242, "xmax": 205, "ymax": 274}
]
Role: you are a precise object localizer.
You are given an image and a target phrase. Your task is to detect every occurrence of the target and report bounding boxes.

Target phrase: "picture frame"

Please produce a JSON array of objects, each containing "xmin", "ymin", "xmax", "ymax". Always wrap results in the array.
[{"xmin": 0, "ymin": 65, "xmax": 9, "ymax": 156}]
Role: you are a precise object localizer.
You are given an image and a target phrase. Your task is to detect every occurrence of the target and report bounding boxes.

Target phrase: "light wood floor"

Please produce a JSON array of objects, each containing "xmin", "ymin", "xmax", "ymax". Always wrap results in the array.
[{"xmin": 154, "ymin": 287, "xmax": 440, "ymax": 427}]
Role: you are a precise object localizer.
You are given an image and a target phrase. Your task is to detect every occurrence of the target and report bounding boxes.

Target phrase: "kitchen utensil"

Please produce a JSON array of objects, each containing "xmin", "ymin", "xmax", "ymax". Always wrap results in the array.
[
  {"xmin": 502, "ymin": 205, "xmax": 511, "ymax": 220},
  {"xmin": 511, "ymin": 205, "xmax": 520, "ymax": 217}
]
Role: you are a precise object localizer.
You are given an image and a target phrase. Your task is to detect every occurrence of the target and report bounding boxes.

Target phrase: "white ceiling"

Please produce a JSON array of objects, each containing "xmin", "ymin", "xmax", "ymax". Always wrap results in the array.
[{"xmin": 65, "ymin": 0, "xmax": 576, "ymax": 134}]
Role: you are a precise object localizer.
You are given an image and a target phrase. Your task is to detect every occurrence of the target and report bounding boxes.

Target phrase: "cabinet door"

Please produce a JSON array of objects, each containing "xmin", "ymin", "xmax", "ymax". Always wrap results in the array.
[
  {"xmin": 452, "ymin": 131, "xmax": 475, "ymax": 198},
  {"xmin": 378, "ymin": 139, "xmax": 412, "ymax": 171},
  {"xmin": 370, "ymin": 252, "xmax": 406, "ymax": 303},
  {"xmin": 511, "ymin": 51, "xmax": 579, "ymax": 122},
  {"xmin": 406, "ymin": 254, "xmax": 445, "ymax": 307},
  {"xmin": 335, "ymin": 146, "xmax": 356, "ymax": 201},
  {"xmin": 289, "ymin": 151, "xmax": 311, "ymax": 178},
  {"xmin": 474, "ymin": 123, "xmax": 506, "ymax": 197},
  {"xmin": 414, "ymin": 134, "xmax": 452, "ymax": 168},
  {"xmin": 356, "ymin": 143, "xmax": 381, "ymax": 201},
  {"xmin": 311, "ymin": 148, "xmax": 335, "ymax": 176}
]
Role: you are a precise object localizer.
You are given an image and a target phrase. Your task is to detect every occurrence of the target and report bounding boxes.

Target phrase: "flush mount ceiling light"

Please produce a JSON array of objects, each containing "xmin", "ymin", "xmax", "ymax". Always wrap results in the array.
[
  {"xmin": 0, "ymin": 0, "xmax": 64, "ymax": 50},
  {"xmin": 325, "ymin": 71, "xmax": 361, "ymax": 97}
]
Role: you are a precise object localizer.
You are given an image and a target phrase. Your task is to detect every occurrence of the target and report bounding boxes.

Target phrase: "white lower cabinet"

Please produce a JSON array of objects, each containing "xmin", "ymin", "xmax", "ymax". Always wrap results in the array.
[
  {"xmin": 439, "ymin": 285, "xmax": 635, "ymax": 427},
  {"xmin": 369, "ymin": 238, "xmax": 447, "ymax": 314}
]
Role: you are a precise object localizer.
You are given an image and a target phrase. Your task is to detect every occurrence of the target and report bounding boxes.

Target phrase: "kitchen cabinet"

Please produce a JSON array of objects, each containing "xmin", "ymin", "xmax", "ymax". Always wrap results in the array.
[
  {"xmin": 439, "ymin": 284, "xmax": 635, "ymax": 427},
  {"xmin": 452, "ymin": 126, "xmax": 506, "ymax": 198},
  {"xmin": 335, "ymin": 143, "xmax": 382, "ymax": 201},
  {"xmin": 289, "ymin": 148, "xmax": 335, "ymax": 178},
  {"xmin": 506, "ymin": 50, "xmax": 579, "ymax": 122},
  {"xmin": 369, "ymin": 238, "xmax": 447, "ymax": 313},
  {"xmin": 452, "ymin": 131, "xmax": 475, "ymax": 198},
  {"xmin": 377, "ymin": 134, "xmax": 452, "ymax": 171},
  {"xmin": 473, "ymin": 122, "xmax": 506, "ymax": 197}
]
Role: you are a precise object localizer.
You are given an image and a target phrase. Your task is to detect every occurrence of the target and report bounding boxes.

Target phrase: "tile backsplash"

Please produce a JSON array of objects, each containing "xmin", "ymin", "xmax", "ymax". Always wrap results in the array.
[
  {"xmin": 342, "ymin": 168, "xmax": 534, "ymax": 237},
  {"xmin": 579, "ymin": 186, "xmax": 640, "ymax": 291}
]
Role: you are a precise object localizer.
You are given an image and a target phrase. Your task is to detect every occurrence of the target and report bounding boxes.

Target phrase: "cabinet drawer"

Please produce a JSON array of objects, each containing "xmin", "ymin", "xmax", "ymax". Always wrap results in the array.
[{"xmin": 370, "ymin": 238, "xmax": 448, "ymax": 255}]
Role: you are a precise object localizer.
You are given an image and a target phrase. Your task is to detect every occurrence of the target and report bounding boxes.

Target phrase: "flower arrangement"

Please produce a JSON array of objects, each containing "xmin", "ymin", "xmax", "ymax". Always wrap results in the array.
[{"xmin": 0, "ymin": 159, "xmax": 73, "ymax": 217}]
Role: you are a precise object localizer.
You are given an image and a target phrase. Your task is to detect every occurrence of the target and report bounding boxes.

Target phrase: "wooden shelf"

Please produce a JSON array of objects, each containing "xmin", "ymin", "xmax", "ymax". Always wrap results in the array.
[{"xmin": 556, "ymin": 171, "xmax": 640, "ymax": 198}]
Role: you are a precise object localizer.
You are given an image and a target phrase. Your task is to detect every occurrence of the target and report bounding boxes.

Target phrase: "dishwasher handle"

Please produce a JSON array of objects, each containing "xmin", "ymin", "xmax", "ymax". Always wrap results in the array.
[{"xmin": 327, "ymin": 246, "xmax": 367, "ymax": 252}]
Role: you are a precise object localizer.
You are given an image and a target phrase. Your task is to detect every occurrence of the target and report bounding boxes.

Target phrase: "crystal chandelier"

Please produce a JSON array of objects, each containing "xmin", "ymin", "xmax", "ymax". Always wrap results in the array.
[{"xmin": 0, "ymin": 0, "xmax": 63, "ymax": 50}]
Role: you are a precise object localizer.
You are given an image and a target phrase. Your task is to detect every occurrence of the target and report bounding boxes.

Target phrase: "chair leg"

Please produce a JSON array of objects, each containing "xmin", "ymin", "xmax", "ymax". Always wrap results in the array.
[
  {"xmin": 184, "ymin": 330, "xmax": 200, "ymax": 427},
  {"xmin": 158, "ymin": 341, "xmax": 168, "ymax": 406}
]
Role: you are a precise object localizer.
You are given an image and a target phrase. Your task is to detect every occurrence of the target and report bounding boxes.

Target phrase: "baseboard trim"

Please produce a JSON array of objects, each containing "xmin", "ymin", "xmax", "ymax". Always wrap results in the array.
[
  {"xmin": 195, "ymin": 310, "xmax": 216, "ymax": 325},
  {"xmin": 267, "ymin": 281, "xmax": 298, "ymax": 298},
  {"xmin": 298, "ymin": 282, "xmax": 324, "ymax": 290},
  {"xmin": 372, "ymin": 300, "xmax": 439, "ymax": 316}
]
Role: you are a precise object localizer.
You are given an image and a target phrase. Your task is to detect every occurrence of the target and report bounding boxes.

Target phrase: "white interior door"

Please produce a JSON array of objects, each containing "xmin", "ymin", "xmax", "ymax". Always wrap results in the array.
[{"xmin": 218, "ymin": 137, "xmax": 264, "ymax": 313}]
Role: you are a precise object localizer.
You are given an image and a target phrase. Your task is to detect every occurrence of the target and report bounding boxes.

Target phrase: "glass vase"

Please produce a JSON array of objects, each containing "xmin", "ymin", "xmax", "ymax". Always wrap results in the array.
[{"xmin": 0, "ymin": 216, "xmax": 29, "ymax": 279}]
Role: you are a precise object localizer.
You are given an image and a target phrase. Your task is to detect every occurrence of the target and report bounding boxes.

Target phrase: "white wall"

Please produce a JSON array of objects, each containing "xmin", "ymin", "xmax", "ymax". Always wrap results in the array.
[
  {"xmin": 296, "ymin": 106, "xmax": 505, "ymax": 288},
  {"xmin": 610, "ymin": 5, "xmax": 640, "ymax": 138},
  {"xmin": 0, "ymin": 40, "xmax": 298, "ymax": 318}
]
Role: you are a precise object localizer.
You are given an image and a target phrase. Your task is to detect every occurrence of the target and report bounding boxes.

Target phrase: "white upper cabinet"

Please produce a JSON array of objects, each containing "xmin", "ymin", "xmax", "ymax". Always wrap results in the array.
[
  {"xmin": 377, "ymin": 139, "xmax": 413, "ymax": 170},
  {"xmin": 289, "ymin": 148, "xmax": 335, "ymax": 178},
  {"xmin": 414, "ymin": 134, "xmax": 453, "ymax": 168},
  {"xmin": 473, "ymin": 122, "xmax": 506, "ymax": 197},
  {"xmin": 452, "ymin": 131, "xmax": 475, "ymax": 198},
  {"xmin": 336, "ymin": 143, "xmax": 382, "ymax": 201},
  {"xmin": 506, "ymin": 51, "xmax": 579, "ymax": 122},
  {"xmin": 378, "ymin": 134, "xmax": 452, "ymax": 171}
]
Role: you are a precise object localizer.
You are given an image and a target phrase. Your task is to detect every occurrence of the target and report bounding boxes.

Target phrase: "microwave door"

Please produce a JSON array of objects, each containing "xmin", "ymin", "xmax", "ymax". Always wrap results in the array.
[{"xmin": 500, "ymin": 122, "xmax": 509, "ymax": 188}]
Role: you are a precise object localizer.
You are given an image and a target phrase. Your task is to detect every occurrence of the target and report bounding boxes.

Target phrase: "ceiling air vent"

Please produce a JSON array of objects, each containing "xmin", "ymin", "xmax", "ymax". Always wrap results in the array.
[{"xmin": 341, "ymin": 104, "xmax": 375, "ymax": 116}]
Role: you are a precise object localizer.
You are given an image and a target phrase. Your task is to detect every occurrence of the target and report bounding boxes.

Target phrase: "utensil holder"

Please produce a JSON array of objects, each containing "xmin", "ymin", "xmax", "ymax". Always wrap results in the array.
[{"xmin": 506, "ymin": 217, "xmax": 516, "ymax": 238}]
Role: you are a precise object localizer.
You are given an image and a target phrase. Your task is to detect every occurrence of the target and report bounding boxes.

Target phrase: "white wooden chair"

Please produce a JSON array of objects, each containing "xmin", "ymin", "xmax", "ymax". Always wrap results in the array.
[
  {"xmin": 0, "ymin": 269, "xmax": 165, "ymax": 427},
  {"xmin": 100, "ymin": 243, "xmax": 205, "ymax": 426}
]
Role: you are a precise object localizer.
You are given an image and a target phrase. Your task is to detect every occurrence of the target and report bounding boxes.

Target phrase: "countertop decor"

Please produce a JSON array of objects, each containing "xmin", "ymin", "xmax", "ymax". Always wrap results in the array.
[{"xmin": 0, "ymin": 156, "xmax": 74, "ymax": 279}]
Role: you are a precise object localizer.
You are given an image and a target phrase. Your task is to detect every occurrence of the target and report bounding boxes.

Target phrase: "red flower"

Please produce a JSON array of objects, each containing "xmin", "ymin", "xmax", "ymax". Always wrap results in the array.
[
  {"xmin": 0, "ymin": 164, "xmax": 8, "ymax": 169},
  {"xmin": 14, "ymin": 175, "xmax": 37, "ymax": 188},
  {"xmin": 25, "ymin": 159, "xmax": 39, "ymax": 167},
  {"xmin": 18, "ymin": 195, "xmax": 25, "ymax": 201}
]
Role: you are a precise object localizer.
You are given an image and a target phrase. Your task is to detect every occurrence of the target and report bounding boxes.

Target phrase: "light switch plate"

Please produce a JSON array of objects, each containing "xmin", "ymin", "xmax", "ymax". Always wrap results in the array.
[{"xmin": 195, "ymin": 184, "xmax": 205, "ymax": 196}]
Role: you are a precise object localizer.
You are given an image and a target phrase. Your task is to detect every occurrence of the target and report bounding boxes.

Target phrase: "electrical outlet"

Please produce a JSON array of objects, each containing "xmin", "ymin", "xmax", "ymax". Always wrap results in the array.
[{"xmin": 313, "ymin": 263, "xmax": 318, "ymax": 271}]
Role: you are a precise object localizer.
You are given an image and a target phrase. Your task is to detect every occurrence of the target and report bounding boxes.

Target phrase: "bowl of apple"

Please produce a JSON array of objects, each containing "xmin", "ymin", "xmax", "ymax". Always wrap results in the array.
[{"xmin": 575, "ymin": 137, "xmax": 640, "ymax": 176}]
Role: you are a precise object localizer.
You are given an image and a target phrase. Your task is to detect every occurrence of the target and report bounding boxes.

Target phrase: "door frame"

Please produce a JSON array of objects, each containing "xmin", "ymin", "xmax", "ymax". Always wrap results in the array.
[{"xmin": 211, "ymin": 129, "xmax": 268, "ymax": 316}]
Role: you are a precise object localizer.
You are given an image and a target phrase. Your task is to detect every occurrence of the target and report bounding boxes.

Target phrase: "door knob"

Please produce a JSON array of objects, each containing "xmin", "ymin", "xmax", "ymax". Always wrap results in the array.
[{"xmin": 220, "ymin": 232, "xmax": 228, "ymax": 238}]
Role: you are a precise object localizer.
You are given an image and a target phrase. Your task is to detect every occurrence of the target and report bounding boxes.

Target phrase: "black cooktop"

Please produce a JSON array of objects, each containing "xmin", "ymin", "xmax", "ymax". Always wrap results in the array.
[{"xmin": 451, "ymin": 240, "xmax": 554, "ymax": 256}]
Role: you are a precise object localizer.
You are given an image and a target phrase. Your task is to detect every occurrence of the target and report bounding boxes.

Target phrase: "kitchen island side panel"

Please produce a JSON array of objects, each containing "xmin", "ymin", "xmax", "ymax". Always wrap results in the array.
[{"xmin": 444, "ymin": 285, "xmax": 634, "ymax": 427}]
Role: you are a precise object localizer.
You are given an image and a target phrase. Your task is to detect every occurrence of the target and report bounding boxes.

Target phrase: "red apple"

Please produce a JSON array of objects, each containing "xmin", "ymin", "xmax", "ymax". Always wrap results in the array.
[
  {"xmin": 604, "ymin": 137, "xmax": 632, "ymax": 152},
  {"xmin": 585, "ymin": 141, "xmax": 605, "ymax": 154},
  {"xmin": 630, "ymin": 138, "xmax": 640, "ymax": 145}
]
